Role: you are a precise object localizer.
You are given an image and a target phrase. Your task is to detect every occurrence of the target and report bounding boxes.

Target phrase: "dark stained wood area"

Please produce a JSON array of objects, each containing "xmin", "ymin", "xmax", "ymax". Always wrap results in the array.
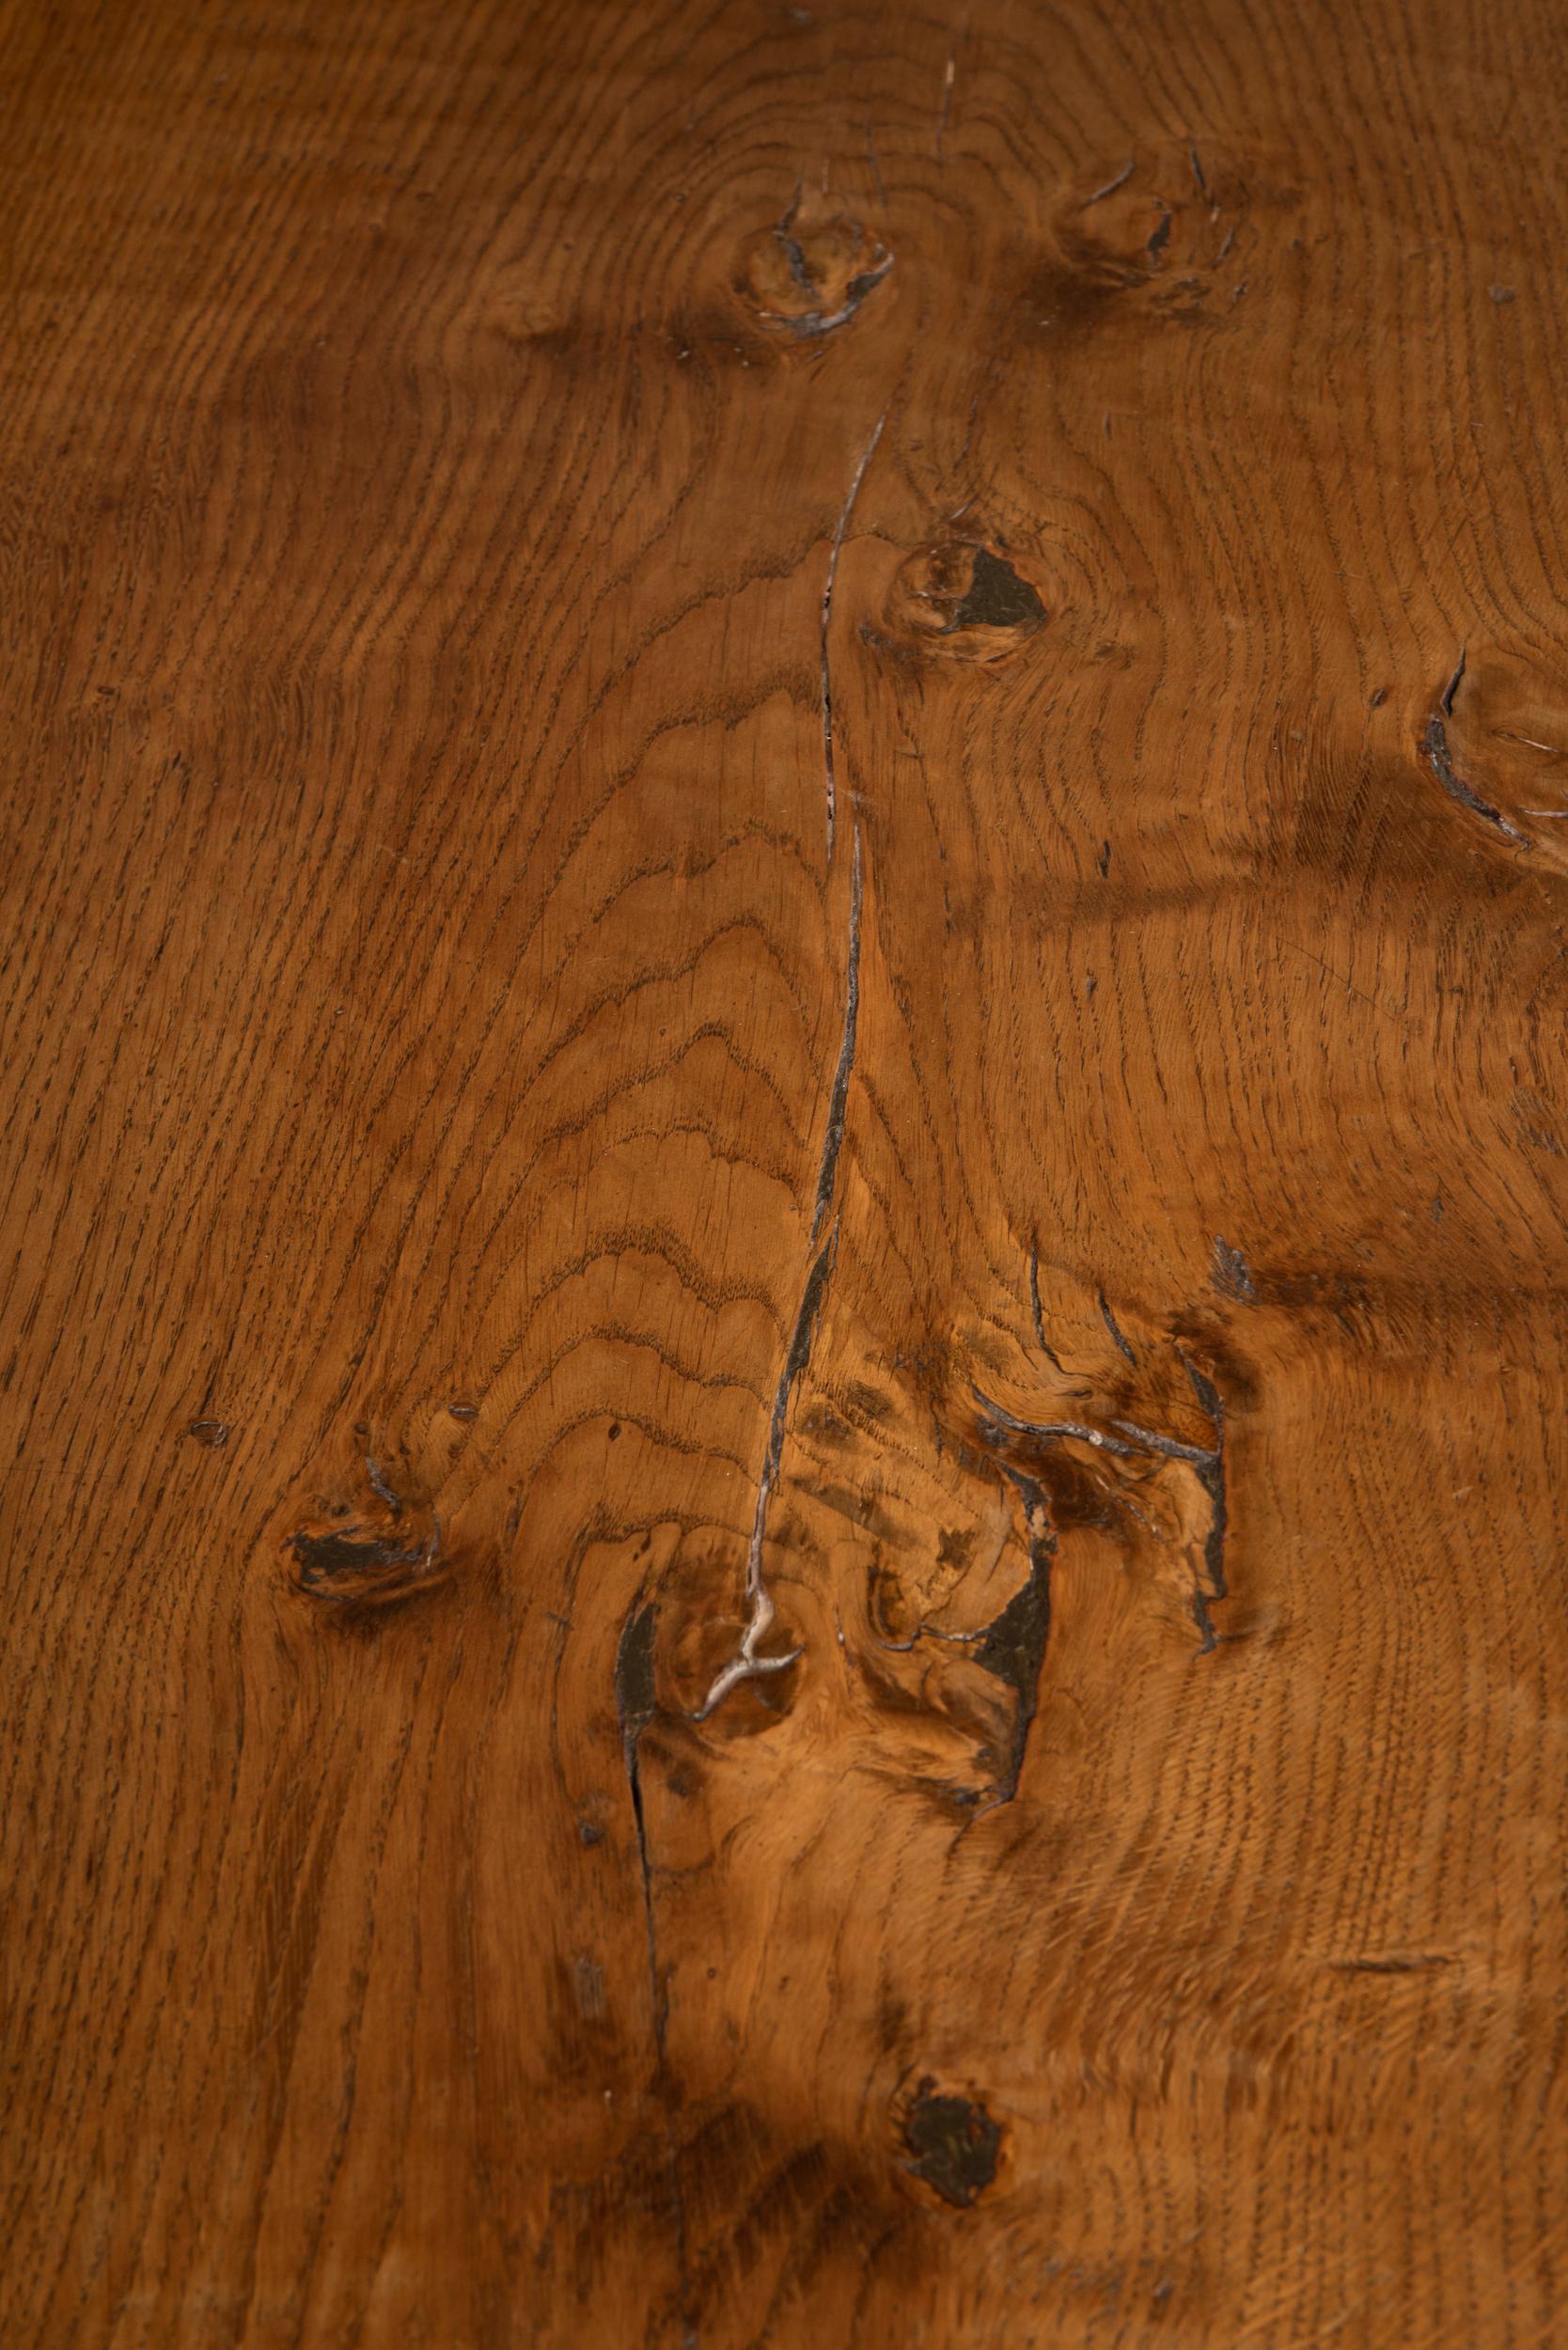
[{"xmin": 5, "ymin": 1, "xmax": 1568, "ymax": 2342}]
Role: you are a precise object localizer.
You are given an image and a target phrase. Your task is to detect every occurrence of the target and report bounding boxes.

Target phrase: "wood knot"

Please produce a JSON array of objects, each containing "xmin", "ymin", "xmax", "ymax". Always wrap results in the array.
[
  {"xmin": 1413, "ymin": 643, "xmax": 1565, "ymax": 854},
  {"xmin": 286, "ymin": 1452, "xmax": 443, "ymax": 1609},
  {"xmin": 881, "ymin": 541, "xmax": 1045, "ymax": 663},
  {"xmin": 651, "ymin": 1541, "xmax": 802, "ymax": 1730},
  {"xmin": 734, "ymin": 197, "xmax": 892, "ymax": 337},
  {"xmin": 1025, "ymin": 144, "xmax": 1256, "ymax": 342},
  {"xmin": 901, "ymin": 2079, "xmax": 1002, "ymax": 2207}
]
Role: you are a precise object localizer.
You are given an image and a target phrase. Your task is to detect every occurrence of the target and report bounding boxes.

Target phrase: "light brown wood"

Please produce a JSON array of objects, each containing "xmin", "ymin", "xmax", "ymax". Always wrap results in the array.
[{"xmin": 5, "ymin": 1, "xmax": 1568, "ymax": 2342}]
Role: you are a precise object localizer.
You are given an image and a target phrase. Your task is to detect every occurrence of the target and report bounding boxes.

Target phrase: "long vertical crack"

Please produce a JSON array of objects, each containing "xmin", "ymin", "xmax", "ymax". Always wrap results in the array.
[
  {"xmin": 698, "ymin": 398, "xmax": 887, "ymax": 1716},
  {"xmin": 615, "ymin": 1601, "xmax": 696, "ymax": 2345},
  {"xmin": 698, "ymin": 824, "xmax": 864, "ymax": 1719},
  {"xmin": 810, "ymin": 822, "xmax": 862, "ymax": 1243},
  {"xmin": 695, "ymin": 1221, "xmax": 838, "ymax": 1719},
  {"xmin": 1026, "ymin": 1242, "xmax": 1067, "ymax": 1373},
  {"xmin": 822, "ymin": 407, "xmax": 889, "ymax": 859},
  {"xmin": 615, "ymin": 1599, "xmax": 661, "ymax": 1967}
]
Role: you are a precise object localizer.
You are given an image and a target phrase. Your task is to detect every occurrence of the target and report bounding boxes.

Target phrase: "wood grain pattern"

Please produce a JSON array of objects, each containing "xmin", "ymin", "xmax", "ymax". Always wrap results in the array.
[{"xmin": 5, "ymin": 1, "xmax": 1568, "ymax": 2342}]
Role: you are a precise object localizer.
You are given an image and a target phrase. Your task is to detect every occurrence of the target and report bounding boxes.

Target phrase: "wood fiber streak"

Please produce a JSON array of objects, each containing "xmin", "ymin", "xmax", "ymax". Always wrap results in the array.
[{"xmin": 3, "ymin": 0, "xmax": 1568, "ymax": 2343}]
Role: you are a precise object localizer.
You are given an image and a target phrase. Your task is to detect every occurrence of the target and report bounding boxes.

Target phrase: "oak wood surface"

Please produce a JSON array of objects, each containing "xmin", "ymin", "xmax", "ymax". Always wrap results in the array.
[{"xmin": 5, "ymin": 1, "xmax": 1568, "ymax": 2342}]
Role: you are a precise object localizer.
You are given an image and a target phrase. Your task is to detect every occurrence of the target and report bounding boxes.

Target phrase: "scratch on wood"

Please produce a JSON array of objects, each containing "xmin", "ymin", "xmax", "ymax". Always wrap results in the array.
[
  {"xmin": 1280, "ymin": 936, "xmax": 1413, "ymax": 1033},
  {"xmin": 1330, "ymin": 1951, "xmax": 1456, "ymax": 1974}
]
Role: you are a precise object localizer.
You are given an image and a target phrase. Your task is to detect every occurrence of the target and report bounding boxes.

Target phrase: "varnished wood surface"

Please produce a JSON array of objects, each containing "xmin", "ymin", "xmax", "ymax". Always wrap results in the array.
[{"xmin": 5, "ymin": 1, "xmax": 1568, "ymax": 2342}]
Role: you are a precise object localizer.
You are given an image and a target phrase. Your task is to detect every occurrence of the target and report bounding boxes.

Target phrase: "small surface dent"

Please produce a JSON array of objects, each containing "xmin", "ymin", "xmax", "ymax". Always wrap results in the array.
[{"xmin": 1212, "ymin": 1235, "xmax": 1256, "ymax": 1301}]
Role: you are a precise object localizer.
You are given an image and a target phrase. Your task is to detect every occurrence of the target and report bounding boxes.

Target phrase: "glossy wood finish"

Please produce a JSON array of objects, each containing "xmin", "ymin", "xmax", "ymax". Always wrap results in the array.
[{"xmin": 5, "ymin": 2, "xmax": 1568, "ymax": 2342}]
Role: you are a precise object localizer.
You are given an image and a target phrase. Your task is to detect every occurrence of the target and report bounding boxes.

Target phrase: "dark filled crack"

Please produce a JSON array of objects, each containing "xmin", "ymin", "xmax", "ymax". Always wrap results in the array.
[
  {"xmin": 1027, "ymin": 1244, "xmax": 1067, "ymax": 1373},
  {"xmin": 773, "ymin": 181, "xmax": 815, "ymax": 297},
  {"xmin": 1176, "ymin": 1346, "xmax": 1223, "ymax": 1425},
  {"xmin": 973, "ymin": 1471, "xmax": 1055, "ymax": 1804},
  {"xmin": 699, "ymin": 775, "xmax": 872, "ymax": 1716},
  {"xmin": 1424, "ymin": 713, "xmax": 1529, "ymax": 847},
  {"xmin": 1440, "ymin": 642, "xmax": 1466, "ymax": 716},
  {"xmin": 1098, "ymin": 1288, "xmax": 1138, "ymax": 1366},
  {"xmin": 616, "ymin": 1599, "xmax": 659, "ymax": 1868},
  {"xmin": 615, "ymin": 1601, "xmax": 697, "ymax": 2347}
]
